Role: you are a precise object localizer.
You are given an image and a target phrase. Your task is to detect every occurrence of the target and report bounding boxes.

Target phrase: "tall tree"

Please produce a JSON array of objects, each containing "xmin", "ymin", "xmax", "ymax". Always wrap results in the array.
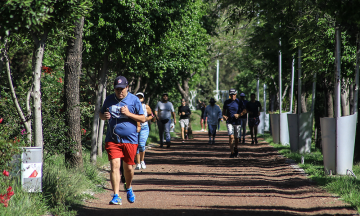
[{"xmin": 64, "ymin": 17, "xmax": 85, "ymax": 167}]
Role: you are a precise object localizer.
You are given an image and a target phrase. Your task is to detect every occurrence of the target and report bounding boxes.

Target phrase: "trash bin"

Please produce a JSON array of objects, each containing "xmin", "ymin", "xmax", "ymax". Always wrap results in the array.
[{"xmin": 21, "ymin": 147, "xmax": 43, "ymax": 192}]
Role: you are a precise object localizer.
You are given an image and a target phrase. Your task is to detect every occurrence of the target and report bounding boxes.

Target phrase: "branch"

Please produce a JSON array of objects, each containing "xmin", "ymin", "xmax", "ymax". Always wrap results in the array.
[
  {"xmin": 282, "ymin": 84, "xmax": 289, "ymax": 100},
  {"xmin": 132, "ymin": 76, "xmax": 141, "ymax": 94},
  {"xmin": 2, "ymin": 44, "xmax": 27, "ymax": 125},
  {"xmin": 177, "ymin": 81, "xmax": 186, "ymax": 97}
]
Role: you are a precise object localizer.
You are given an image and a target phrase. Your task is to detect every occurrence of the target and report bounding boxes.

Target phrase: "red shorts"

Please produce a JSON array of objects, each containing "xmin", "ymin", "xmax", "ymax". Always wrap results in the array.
[{"xmin": 105, "ymin": 142, "xmax": 138, "ymax": 165}]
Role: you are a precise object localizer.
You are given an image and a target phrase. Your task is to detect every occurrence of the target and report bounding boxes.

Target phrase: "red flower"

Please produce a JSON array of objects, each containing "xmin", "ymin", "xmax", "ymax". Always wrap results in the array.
[
  {"xmin": 7, "ymin": 186, "xmax": 12, "ymax": 192},
  {"xmin": 2, "ymin": 170, "xmax": 9, "ymax": 176},
  {"xmin": 81, "ymin": 129, "xmax": 86, "ymax": 135},
  {"xmin": 58, "ymin": 78, "xmax": 63, "ymax": 83},
  {"xmin": 0, "ymin": 118, "xmax": 3, "ymax": 124}
]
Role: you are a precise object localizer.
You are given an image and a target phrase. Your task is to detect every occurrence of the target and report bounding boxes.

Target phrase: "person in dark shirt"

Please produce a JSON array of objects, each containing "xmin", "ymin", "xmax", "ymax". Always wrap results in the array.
[
  {"xmin": 222, "ymin": 89, "xmax": 246, "ymax": 158},
  {"xmin": 245, "ymin": 93, "xmax": 262, "ymax": 144},
  {"xmin": 178, "ymin": 99, "xmax": 191, "ymax": 142},
  {"xmin": 239, "ymin": 93, "xmax": 248, "ymax": 144}
]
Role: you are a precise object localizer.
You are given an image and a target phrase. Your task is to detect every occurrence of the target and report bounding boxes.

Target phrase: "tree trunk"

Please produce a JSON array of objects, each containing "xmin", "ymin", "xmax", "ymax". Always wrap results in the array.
[
  {"xmin": 301, "ymin": 92, "xmax": 307, "ymax": 113},
  {"xmin": 132, "ymin": 76, "xmax": 141, "ymax": 94},
  {"xmin": 350, "ymin": 83, "xmax": 354, "ymax": 114},
  {"xmin": 177, "ymin": 78, "xmax": 190, "ymax": 103},
  {"xmin": 341, "ymin": 79, "xmax": 349, "ymax": 116},
  {"xmin": 326, "ymin": 88, "xmax": 334, "ymax": 118},
  {"xmin": 97, "ymin": 86, "xmax": 106, "ymax": 157},
  {"xmin": 31, "ymin": 31, "xmax": 48, "ymax": 148},
  {"xmin": 90, "ymin": 54, "xmax": 108, "ymax": 163},
  {"xmin": 64, "ymin": 17, "xmax": 84, "ymax": 167}
]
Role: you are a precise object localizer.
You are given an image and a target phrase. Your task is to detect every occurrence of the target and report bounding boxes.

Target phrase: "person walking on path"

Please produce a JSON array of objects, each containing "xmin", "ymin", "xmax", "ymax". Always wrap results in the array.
[
  {"xmin": 178, "ymin": 98, "xmax": 191, "ymax": 143},
  {"xmin": 200, "ymin": 102, "xmax": 207, "ymax": 132},
  {"xmin": 246, "ymin": 93, "xmax": 262, "ymax": 144},
  {"xmin": 204, "ymin": 98, "xmax": 222, "ymax": 144},
  {"xmin": 154, "ymin": 93, "xmax": 176, "ymax": 148},
  {"xmin": 134, "ymin": 92, "xmax": 153, "ymax": 170},
  {"xmin": 99, "ymin": 76, "xmax": 145, "ymax": 205},
  {"xmin": 222, "ymin": 89, "xmax": 246, "ymax": 158},
  {"xmin": 239, "ymin": 93, "xmax": 248, "ymax": 144}
]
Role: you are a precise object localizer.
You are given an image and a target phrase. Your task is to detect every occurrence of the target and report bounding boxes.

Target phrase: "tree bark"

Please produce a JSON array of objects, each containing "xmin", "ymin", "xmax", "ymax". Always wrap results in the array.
[
  {"xmin": 90, "ymin": 54, "xmax": 108, "ymax": 163},
  {"xmin": 177, "ymin": 78, "xmax": 190, "ymax": 104},
  {"xmin": 31, "ymin": 31, "xmax": 48, "ymax": 148},
  {"xmin": 301, "ymin": 92, "xmax": 307, "ymax": 113},
  {"xmin": 341, "ymin": 79, "xmax": 349, "ymax": 116},
  {"xmin": 326, "ymin": 88, "xmax": 334, "ymax": 118},
  {"xmin": 64, "ymin": 17, "xmax": 84, "ymax": 167},
  {"xmin": 97, "ymin": 86, "xmax": 106, "ymax": 157},
  {"xmin": 350, "ymin": 83, "xmax": 354, "ymax": 114},
  {"xmin": 132, "ymin": 76, "xmax": 141, "ymax": 94}
]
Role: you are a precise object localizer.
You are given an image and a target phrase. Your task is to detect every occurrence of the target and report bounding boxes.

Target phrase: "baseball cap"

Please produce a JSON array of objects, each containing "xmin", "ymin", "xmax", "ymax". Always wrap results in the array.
[
  {"xmin": 240, "ymin": 93, "xmax": 245, "ymax": 97},
  {"xmin": 209, "ymin": 98, "xmax": 216, "ymax": 103},
  {"xmin": 114, "ymin": 76, "xmax": 128, "ymax": 89},
  {"xmin": 162, "ymin": 92, "xmax": 168, "ymax": 96},
  {"xmin": 136, "ymin": 92, "xmax": 144, "ymax": 97},
  {"xmin": 229, "ymin": 88, "xmax": 237, "ymax": 95}
]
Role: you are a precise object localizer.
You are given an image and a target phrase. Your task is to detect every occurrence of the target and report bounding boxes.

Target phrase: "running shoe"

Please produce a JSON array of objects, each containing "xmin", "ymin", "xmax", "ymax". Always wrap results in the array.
[
  {"xmin": 126, "ymin": 187, "xmax": 135, "ymax": 203},
  {"xmin": 160, "ymin": 143, "xmax": 164, "ymax": 148},
  {"xmin": 166, "ymin": 142, "xmax": 171, "ymax": 148},
  {"xmin": 242, "ymin": 138, "xmax": 245, "ymax": 144},
  {"xmin": 134, "ymin": 164, "xmax": 141, "ymax": 170},
  {"xmin": 234, "ymin": 147, "xmax": 239, "ymax": 158},
  {"xmin": 182, "ymin": 140, "xmax": 185, "ymax": 143},
  {"xmin": 229, "ymin": 152, "xmax": 234, "ymax": 158},
  {"xmin": 141, "ymin": 161, "xmax": 146, "ymax": 169},
  {"xmin": 109, "ymin": 194, "xmax": 122, "ymax": 205},
  {"xmin": 201, "ymin": 129, "xmax": 204, "ymax": 132},
  {"xmin": 208, "ymin": 140, "xmax": 212, "ymax": 144},
  {"xmin": 212, "ymin": 140, "xmax": 215, "ymax": 144},
  {"xmin": 255, "ymin": 138, "xmax": 258, "ymax": 144},
  {"xmin": 251, "ymin": 139, "xmax": 254, "ymax": 145}
]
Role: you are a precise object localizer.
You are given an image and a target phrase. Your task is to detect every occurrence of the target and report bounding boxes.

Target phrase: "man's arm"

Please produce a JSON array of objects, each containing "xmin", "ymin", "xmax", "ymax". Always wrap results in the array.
[
  {"xmin": 222, "ymin": 106, "xmax": 228, "ymax": 120},
  {"xmin": 121, "ymin": 105, "xmax": 146, "ymax": 123},
  {"xmin": 146, "ymin": 105, "xmax": 154, "ymax": 121},
  {"xmin": 172, "ymin": 112, "xmax": 176, "ymax": 124},
  {"xmin": 99, "ymin": 111, "xmax": 110, "ymax": 120}
]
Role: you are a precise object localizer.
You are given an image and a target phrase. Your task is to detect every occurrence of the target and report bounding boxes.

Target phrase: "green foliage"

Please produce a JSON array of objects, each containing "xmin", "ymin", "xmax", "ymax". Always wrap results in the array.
[{"xmin": 0, "ymin": 139, "xmax": 22, "ymax": 172}]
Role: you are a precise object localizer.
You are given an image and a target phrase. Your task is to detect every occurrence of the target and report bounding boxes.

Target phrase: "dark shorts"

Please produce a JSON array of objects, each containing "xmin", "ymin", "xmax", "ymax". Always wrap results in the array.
[
  {"xmin": 248, "ymin": 117, "xmax": 260, "ymax": 127},
  {"xmin": 105, "ymin": 142, "xmax": 138, "ymax": 165}
]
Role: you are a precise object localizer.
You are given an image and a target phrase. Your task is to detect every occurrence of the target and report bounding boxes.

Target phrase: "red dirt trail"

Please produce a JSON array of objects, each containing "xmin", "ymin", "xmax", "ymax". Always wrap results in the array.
[{"xmin": 77, "ymin": 131, "xmax": 358, "ymax": 216}]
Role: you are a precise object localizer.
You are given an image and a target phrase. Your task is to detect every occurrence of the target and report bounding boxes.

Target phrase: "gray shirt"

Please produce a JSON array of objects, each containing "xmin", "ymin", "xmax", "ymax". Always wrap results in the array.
[
  {"xmin": 155, "ymin": 101, "xmax": 174, "ymax": 120},
  {"xmin": 204, "ymin": 105, "xmax": 222, "ymax": 125}
]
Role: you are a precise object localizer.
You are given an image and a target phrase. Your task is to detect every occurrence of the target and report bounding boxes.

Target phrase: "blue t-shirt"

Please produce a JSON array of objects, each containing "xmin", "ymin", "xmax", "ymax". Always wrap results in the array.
[
  {"xmin": 100, "ymin": 93, "xmax": 144, "ymax": 144},
  {"xmin": 223, "ymin": 98, "xmax": 244, "ymax": 125}
]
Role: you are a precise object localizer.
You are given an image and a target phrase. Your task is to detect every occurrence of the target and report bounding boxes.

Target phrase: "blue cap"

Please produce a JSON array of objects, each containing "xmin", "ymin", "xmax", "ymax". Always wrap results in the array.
[
  {"xmin": 240, "ymin": 93, "xmax": 245, "ymax": 97},
  {"xmin": 114, "ymin": 76, "xmax": 128, "ymax": 89}
]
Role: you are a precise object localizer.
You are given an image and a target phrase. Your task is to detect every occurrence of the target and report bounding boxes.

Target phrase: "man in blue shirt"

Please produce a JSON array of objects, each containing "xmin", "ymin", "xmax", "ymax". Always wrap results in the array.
[
  {"xmin": 222, "ymin": 89, "xmax": 246, "ymax": 158},
  {"xmin": 239, "ymin": 93, "xmax": 248, "ymax": 144},
  {"xmin": 99, "ymin": 76, "xmax": 145, "ymax": 205}
]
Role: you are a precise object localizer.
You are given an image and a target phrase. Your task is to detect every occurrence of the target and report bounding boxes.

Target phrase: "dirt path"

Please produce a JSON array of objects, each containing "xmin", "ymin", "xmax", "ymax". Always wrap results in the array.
[{"xmin": 78, "ymin": 132, "xmax": 358, "ymax": 216}]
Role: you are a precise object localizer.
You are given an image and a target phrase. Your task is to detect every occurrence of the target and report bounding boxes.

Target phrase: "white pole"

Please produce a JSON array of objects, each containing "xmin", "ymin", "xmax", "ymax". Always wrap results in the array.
[
  {"xmin": 298, "ymin": 48, "xmax": 302, "ymax": 114},
  {"xmin": 335, "ymin": 26, "xmax": 341, "ymax": 118},
  {"xmin": 290, "ymin": 58, "xmax": 295, "ymax": 113},
  {"xmin": 264, "ymin": 84, "xmax": 267, "ymax": 114}
]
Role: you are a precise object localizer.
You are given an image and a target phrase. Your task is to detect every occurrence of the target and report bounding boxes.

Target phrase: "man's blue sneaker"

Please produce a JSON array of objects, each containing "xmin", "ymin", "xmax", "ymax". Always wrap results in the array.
[
  {"xmin": 109, "ymin": 194, "xmax": 122, "ymax": 205},
  {"xmin": 126, "ymin": 187, "xmax": 135, "ymax": 203}
]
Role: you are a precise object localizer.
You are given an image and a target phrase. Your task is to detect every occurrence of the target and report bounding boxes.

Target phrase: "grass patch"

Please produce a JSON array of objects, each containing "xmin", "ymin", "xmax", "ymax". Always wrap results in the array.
[
  {"xmin": 265, "ymin": 133, "xmax": 360, "ymax": 213},
  {"xmin": 0, "ymin": 151, "xmax": 108, "ymax": 216}
]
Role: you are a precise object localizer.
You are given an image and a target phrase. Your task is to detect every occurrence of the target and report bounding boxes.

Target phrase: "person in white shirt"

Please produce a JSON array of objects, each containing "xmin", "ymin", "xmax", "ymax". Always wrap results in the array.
[{"xmin": 204, "ymin": 98, "xmax": 222, "ymax": 144}]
